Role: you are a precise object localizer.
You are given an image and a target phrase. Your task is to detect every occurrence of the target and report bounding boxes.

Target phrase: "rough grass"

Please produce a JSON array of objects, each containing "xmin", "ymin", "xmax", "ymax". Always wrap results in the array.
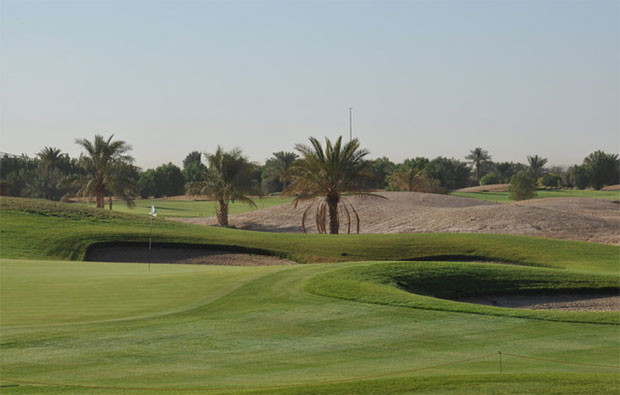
[{"xmin": 451, "ymin": 189, "xmax": 620, "ymax": 203}]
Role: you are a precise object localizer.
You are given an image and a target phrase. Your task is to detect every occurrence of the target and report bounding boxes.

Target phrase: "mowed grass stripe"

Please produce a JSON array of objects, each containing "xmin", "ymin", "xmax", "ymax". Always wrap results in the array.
[{"xmin": 1, "ymin": 260, "xmax": 618, "ymax": 390}]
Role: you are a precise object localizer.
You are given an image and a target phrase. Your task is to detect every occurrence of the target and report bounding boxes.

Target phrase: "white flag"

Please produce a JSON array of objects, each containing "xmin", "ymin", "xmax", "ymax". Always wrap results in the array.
[{"xmin": 149, "ymin": 205, "xmax": 157, "ymax": 217}]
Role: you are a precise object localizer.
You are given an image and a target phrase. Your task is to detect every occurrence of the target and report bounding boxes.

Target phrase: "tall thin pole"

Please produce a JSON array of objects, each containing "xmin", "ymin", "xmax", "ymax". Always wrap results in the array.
[
  {"xmin": 148, "ymin": 216, "xmax": 152, "ymax": 271},
  {"xmin": 348, "ymin": 107, "xmax": 353, "ymax": 141}
]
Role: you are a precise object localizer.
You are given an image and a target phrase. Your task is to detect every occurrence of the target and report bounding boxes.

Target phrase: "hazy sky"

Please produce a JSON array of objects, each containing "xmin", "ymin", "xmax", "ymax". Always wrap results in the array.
[{"xmin": 1, "ymin": 0, "xmax": 618, "ymax": 169}]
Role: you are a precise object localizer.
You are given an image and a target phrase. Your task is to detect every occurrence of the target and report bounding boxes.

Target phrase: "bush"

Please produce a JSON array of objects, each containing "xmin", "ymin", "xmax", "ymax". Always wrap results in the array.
[
  {"xmin": 509, "ymin": 171, "xmax": 536, "ymax": 201},
  {"xmin": 479, "ymin": 173, "xmax": 499, "ymax": 186},
  {"xmin": 539, "ymin": 173, "xmax": 563, "ymax": 189}
]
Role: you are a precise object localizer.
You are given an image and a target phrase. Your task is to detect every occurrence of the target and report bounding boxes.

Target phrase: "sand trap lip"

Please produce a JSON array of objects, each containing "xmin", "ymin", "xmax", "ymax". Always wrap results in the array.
[
  {"xmin": 86, "ymin": 245, "xmax": 294, "ymax": 266},
  {"xmin": 456, "ymin": 293, "xmax": 620, "ymax": 312}
]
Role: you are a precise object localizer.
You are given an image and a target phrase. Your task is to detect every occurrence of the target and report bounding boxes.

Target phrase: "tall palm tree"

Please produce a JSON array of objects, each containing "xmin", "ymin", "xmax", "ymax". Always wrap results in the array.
[
  {"xmin": 286, "ymin": 136, "xmax": 380, "ymax": 234},
  {"xmin": 465, "ymin": 147, "xmax": 491, "ymax": 183},
  {"xmin": 186, "ymin": 147, "xmax": 256, "ymax": 227},
  {"xmin": 527, "ymin": 155, "xmax": 548, "ymax": 181},
  {"xmin": 72, "ymin": 134, "xmax": 136, "ymax": 208}
]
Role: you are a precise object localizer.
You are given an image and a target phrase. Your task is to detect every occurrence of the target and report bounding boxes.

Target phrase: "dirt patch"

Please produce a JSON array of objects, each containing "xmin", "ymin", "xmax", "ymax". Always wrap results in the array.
[
  {"xmin": 86, "ymin": 245, "xmax": 294, "ymax": 266},
  {"xmin": 456, "ymin": 184, "xmax": 510, "ymax": 193},
  {"xmin": 170, "ymin": 192, "xmax": 620, "ymax": 245},
  {"xmin": 457, "ymin": 293, "xmax": 620, "ymax": 312},
  {"xmin": 602, "ymin": 184, "xmax": 620, "ymax": 191}
]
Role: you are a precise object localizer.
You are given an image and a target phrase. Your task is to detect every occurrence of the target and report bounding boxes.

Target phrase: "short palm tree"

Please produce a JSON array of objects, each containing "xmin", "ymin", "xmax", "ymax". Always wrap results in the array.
[
  {"xmin": 72, "ymin": 134, "xmax": 137, "ymax": 208},
  {"xmin": 527, "ymin": 155, "xmax": 548, "ymax": 181},
  {"xmin": 186, "ymin": 147, "xmax": 256, "ymax": 227},
  {"xmin": 286, "ymin": 136, "xmax": 379, "ymax": 234},
  {"xmin": 465, "ymin": 147, "xmax": 491, "ymax": 183},
  {"xmin": 263, "ymin": 151, "xmax": 298, "ymax": 192},
  {"xmin": 36, "ymin": 147, "xmax": 64, "ymax": 173}
]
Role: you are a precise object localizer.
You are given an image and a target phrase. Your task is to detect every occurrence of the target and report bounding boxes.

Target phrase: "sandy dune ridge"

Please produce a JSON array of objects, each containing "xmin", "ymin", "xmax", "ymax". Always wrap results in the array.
[{"xmin": 171, "ymin": 192, "xmax": 620, "ymax": 245}]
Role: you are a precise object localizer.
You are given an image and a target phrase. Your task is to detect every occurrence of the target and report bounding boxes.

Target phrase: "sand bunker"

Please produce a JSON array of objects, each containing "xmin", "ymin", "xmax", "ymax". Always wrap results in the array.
[
  {"xmin": 171, "ymin": 192, "xmax": 620, "ymax": 245},
  {"xmin": 457, "ymin": 293, "xmax": 620, "ymax": 312},
  {"xmin": 86, "ymin": 245, "xmax": 294, "ymax": 266}
]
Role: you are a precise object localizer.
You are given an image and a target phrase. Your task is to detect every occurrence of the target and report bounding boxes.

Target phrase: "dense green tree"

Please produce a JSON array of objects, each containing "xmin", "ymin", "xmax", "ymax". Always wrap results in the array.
[
  {"xmin": 137, "ymin": 169, "xmax": 156, "ymax": 199},
  {"xmin": 71, "ymin": 134, "xmax": 137, "ymax": 208},
  {"xmin": 183, "ymin": 151, "xmax": 203, "ymax": 168},
  {"xmin": 509, "ymin": 171, "xmax": 537, "ymax": 201},
  {"xmin": 425, "ymin": 157, "xmax": 471, "ymax": 190},
  {"xmin": 365, "ymin": 157, "xmax": 396, "ymax": 189},
  {"xmin": 182, "ymin": 151, "xmax": 206, "ymax": 183},
  {"xmin": 465, "ymin": 147, "xmax": 491, "ymax": 183},
  {"xmin": 152, "ymin": 163, "xmax": 185, "ymax": 197},
  {"xmin": 568, "ymin": 165, "xmax": 589, "ymax": 189},
  {"xmin": 539, "ymin": 173, "xmax": 563, "ymax": 189},
  {"xmin": 494, "ymin": 162, "xmax": 526, "ymax": 183},
  {"xmin": 186, "ymin": 147, "xmax": 256, "ymax": 227},
  {"xmin": 583, "ymin": 151, "xmax": 619, "ymax": 190},
  {"xmin": 286, "ymin": 136, "xmax": 378, "ymax": 234}
]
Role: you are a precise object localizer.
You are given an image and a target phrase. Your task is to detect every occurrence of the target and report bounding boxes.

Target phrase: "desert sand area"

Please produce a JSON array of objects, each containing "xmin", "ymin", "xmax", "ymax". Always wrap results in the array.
[{"xmin": 170, "ymin": 192, "xmax": 620, "ymax": 245}]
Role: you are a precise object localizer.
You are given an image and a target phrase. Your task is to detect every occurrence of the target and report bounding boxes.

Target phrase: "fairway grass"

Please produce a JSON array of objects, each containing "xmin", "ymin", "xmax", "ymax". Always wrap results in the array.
[
  {"xmin": 0, "ymin": 197, "xmax": 619, "ymax": 393},
  {"xmin": 451, "ymin": 188, "xmax": 620, "ymax": 203},
  {"xmin": 75, "ymin": 196, "xmax": 294, "ymax": 218}
]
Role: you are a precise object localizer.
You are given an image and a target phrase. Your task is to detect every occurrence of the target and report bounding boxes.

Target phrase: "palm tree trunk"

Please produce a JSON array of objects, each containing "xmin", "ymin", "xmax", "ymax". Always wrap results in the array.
[
  {"xmin": 109, "ymin": 196, "xmax": 113, "ymax": 210},
  {"xmin": 217, "ymin": 199, "xmax": 229, "ymax": 227},
  {"xmin": 327, "ymin": 195, "xmax": 339, "ymax": 234}
]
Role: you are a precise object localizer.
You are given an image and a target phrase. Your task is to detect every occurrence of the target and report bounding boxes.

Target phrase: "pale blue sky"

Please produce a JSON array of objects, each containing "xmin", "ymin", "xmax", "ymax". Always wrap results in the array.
[{"xmin": 1, "ymin": 0, "xmax": 618, "ymax": 169}]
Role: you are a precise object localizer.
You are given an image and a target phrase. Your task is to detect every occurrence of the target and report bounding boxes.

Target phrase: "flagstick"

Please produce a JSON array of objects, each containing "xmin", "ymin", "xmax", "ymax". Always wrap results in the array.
[{"xmin": 148, "ymin": 215, "xmax": 152, "ymax": 271}]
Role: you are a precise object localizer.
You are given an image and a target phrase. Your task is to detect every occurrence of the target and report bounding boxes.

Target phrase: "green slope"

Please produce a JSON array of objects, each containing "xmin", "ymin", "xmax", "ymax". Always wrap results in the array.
[{"xmin": 0, "ymin": 197, "xmax": 618, "ymax": 393}]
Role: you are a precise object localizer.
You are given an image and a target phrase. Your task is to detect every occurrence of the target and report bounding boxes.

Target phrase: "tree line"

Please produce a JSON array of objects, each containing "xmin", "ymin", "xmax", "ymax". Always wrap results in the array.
[
  {"xmin": 1, "ymin": 134, "xmax": 618, "ymax": 233},
  {"xmin": 1, "ymin": 135, "xmax": 618, "ymax": 204}
]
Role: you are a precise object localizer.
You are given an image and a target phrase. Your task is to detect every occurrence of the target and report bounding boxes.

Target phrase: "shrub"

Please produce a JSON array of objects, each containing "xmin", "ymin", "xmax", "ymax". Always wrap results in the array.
[
  {"xmin": 509, "ymin": 171, "xmax": 536, "ymax": 201},
  {"xmin": 479, "ymin": 173, "xmax": 499, "ymax": 186}
]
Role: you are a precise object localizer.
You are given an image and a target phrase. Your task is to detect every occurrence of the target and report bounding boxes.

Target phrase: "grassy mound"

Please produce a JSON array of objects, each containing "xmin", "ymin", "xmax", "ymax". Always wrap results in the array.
[
  {"xmin": 305, "ymin": 261, "xmax": 619, "ymax": 324},
  {"xmin": 1, "ymin": 197, "xmax": 618, "ymax": 274}
]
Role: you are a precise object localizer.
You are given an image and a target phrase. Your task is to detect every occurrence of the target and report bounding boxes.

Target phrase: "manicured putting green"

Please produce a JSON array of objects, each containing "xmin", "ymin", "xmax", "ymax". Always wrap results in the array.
[{"xmin": 1, "ymin": 260, "xmax": 618, "ymax": 393}]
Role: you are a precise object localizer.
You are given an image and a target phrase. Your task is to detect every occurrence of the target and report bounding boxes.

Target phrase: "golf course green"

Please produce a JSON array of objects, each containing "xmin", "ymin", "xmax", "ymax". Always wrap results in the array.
[{"xmin": 0, "ymin": 197, "xmax": 618, "ymax": 394}]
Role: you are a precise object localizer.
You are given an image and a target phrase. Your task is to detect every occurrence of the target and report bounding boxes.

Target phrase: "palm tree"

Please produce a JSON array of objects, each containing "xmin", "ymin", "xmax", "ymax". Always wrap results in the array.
[
  {"xmin": 527, "ymin": 155, "xmax": 548, "ymax": 181},
  {"xmin": 72, "ymin": 134, "xmax": 137, "ymax": 208},
  {"xmin": 186, "ymin": 147, "xmax": 256, "ymax": 227},
  {"xmin": 36, "ymin": 147, "xmax": 64, "ymax": 173},
  {"xmin": 286, "ymin": 136, "xmax": 380, "ymax": 234},
  {"xmin": 262, "ymin": 151, "xmax": 298, "ymax": 192},
  {"xmin": 465, "ymin": 147, "xmax": 492, "ymax": 183},
  {"xmin": 388, "ymin": 157, "xmax": 429, "ymax": 191}
]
